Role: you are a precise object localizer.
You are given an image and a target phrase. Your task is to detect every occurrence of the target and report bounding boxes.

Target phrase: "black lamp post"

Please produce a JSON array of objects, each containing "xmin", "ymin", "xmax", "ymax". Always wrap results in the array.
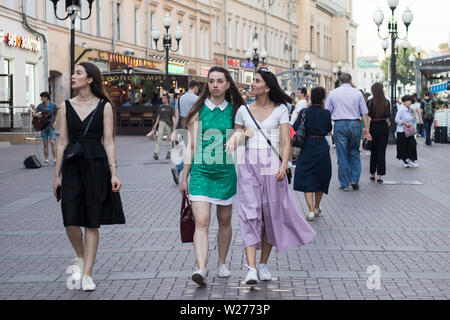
[
  {"xmin": 151, "ymin": 13, "xmax": 183, "ymax": 91},
  {"xmin": 51, "ymin": 0, "xmax": 94, "ymax": 97},
  {"xmin": 374, "ymin": 0, "xmax": 413, "ymax": 144},
  {"xmin": 333, "ymin": 60, "xmax": 343, "ymax": 88},
  {"xmin": 245, "ymin": 32, "xmax": 267, "ymax": 72}
]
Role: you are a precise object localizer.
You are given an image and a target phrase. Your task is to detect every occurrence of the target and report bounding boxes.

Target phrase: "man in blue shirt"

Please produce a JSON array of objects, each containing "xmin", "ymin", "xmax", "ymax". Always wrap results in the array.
[{"xmin": 31, "ymin": 92, "xmax": 59, "ymax": 166}]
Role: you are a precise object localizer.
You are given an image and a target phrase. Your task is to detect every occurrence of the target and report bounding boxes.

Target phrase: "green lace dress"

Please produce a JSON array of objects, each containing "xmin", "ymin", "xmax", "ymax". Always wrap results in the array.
[{"xmin": 189, "ymin": 99, "xmax": 237, "ymax": 205}]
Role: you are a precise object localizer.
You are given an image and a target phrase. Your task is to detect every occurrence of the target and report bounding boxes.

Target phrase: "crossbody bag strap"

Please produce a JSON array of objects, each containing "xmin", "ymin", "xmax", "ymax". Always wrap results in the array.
[
  {"xmin": 81, "ymin": 99, "xmax": 105, "ymax": 140},
  {"xmin": 244, "ymin": 105, "xmax": 283, "ymax": 162}
]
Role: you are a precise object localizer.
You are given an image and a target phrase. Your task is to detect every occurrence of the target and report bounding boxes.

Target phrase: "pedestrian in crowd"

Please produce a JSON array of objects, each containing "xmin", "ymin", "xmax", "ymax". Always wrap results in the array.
[
  {"xmin": 170, "ymin": 80, "xmax": 200, "ymax": 184},
  {"xmin": 53, "ymin": 62, "xmax": 125, "ymax": 291},
  {"xmin": 412, "ymin": 96, "xmax": 423, "ymax": 137},
  {"xmin": 290, "ymin": 87, "xmax": 308, "ymax": 126},
  {"xmin": 180, "ymin": 66, "xmax": 246, "ymax": 286},
  {"xmin": 171, "ymin": 93, "xmax": 179, "ymax": 110},
  {"xmin": 152, "ymin": 94, "xmax": 176, "ymax": 160},
  {"xmin": 244, "ymin": 90, "xmax": 255, "ymax": 105},
  {"xmin": 366, "ymin": 83, "xmax": 391, "ymax": 183},
  {"xmin": 226, "ymin": 68, "xmax": 316, "ymax": 285},
  {"xmin": 31, "ymin": 91, "xmax": 59, "ymax": 166},
  {"xmin": 325, "ymin": 73, "xmax": 371, "ymax": 191},
  {"xmin": 293, "ymin": 86, "xmax": 332, "ymax": 222},
  {"xmin": 420, "ymin": 91, "xmax": 436, "ymax": 146},
  {"xmin": 396, "ymin": 95, "xmax": 419, "ymax": 168}
]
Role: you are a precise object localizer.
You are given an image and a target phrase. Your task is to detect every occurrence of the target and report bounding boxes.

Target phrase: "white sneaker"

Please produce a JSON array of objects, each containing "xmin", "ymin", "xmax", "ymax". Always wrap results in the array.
[
  {"xmin": 244, "ymin": 267, "xmax": 259, "ymax": 285},
  {"xmin": 81, "ymin": 275, "xmax": 96, "ymax": 291},
  {"xmin": 314, "ymin": 208, "xmax": 322, "ymax": 217},
  {"xmin": 191, "ymin": 269, "xmax": 207, "ymax": 286},
  {"xmin": 403, "ymin": 162, "xmax": 411, "ymax": 168},
  {"xmin": 72, "ymin": 258, "xmax": 84, "ymax": 281},
  {"xmin": 306, "ymin": 212, "xmax": 315, "ymax": 221},
  {"xmin": 258, "ymin": 264, "xmax": 272, "ymax": 281},
  {"xmin": 217, "ymin": 264, "xmax": 231, "ymax": 278},
  {"xmin": 408, "ymin": 161, "xmax": 419, "ymax": 168}
]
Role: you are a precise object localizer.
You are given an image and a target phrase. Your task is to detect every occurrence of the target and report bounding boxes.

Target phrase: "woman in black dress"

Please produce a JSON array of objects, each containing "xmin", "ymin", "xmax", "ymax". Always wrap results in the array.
[
  {"xmin": 293, "ymin": 87, "xmax": 332, "ymax": 222},
  {"xmin": 366, "ymin": 83, "xmax": 390, "ymax": 183},
  {"xmin": 53, "ymin": 62, "xmax": 125, "ymax": 291}
]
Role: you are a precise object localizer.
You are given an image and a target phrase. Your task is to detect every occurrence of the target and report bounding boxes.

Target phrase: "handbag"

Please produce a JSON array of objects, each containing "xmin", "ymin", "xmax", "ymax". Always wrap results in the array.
[
  {"xmin": 292, "ymin": 110, "xmax": 307, "ymax": 148},
  {"xmin": 362, "ymin": 138, "xmax": 371, "ymax": 151},
  {"xmin": 244, "ymin": 105, "xmax": 292, "ymax": 184},
  {"xmin": 146, "ymin": 129, "xmax": 157, "ymax": 140},
  {"xmin": 63, "ymin": 100, "xmax": 104, "ymax": 162},
  {"xmin": 180, "ymin": 195, "xmax": 195, "ymax": 243},
  {"xmin": 404, "ymin": 125, "xmax": 416, "ymax": 138}
]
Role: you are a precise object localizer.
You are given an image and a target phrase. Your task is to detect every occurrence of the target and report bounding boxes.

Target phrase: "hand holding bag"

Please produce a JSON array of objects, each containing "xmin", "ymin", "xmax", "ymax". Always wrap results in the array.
[
  {"xmin": 404, "ymin": 125, "xmax": 416, "ymax": 138},
  {"xmin": 63, "ymin": 100, "xmax": 104, "ymax": 162},
  {"xmin": 146, "ymin": 129, "xmax": 157, "ymax": 140},
  {"xmin": 180, "ymin": 195, "xmax": 195, "ymax": 243}
]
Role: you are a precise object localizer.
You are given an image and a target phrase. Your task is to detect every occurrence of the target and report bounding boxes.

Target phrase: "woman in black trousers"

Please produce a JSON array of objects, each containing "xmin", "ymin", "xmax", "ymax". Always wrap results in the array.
[{"xmin": 366, "ymin": 83, "xmax": 390, "ymax": 183}]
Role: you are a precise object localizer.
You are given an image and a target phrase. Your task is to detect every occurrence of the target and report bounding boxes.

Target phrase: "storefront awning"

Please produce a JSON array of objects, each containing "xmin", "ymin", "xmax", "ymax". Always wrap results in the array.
[{"xmin": 430, "ymin": 81, "xmax": 450, "ymax": 94}]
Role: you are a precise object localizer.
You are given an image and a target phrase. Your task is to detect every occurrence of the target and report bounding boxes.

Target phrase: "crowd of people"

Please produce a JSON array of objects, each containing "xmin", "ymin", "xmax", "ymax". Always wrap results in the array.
[{"xmin": 40, "ymin": 61, "xmax": 443, "ymax": 291}]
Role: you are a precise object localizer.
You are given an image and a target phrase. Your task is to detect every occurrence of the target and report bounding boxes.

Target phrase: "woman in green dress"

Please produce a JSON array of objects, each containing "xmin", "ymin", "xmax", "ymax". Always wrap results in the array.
[{"xmin": 181, "ymin": 66, "xmax": 246, "ymax": 286}]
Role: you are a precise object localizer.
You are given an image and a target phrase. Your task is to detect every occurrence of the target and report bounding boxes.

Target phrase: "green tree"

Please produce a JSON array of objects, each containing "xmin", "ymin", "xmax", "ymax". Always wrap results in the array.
[
  {"xmin": 380, "ymin": 47, "xmax": 416, "ymax": 88},
  {"xmin": 438, "ymin": 42, "xmax": 449, "ymax": 50}
]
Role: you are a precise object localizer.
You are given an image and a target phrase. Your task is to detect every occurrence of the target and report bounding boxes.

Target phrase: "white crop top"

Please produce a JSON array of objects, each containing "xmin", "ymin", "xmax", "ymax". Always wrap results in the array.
[{"xmin": 235, "ymin": 104, "xmax": 290, "ymax": 151}]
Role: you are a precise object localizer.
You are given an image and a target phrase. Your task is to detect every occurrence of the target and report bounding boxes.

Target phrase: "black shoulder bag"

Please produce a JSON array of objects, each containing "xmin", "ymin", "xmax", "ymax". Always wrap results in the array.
[
  {"xmin": 292, "ymin": 109, "xmax": 307, "ymax": 149},
  {"xmin": 63, "ymin": 100, "xmax": 104, "ymax": 163},
  {"xmin": 244, "ymin": 105, "xmax": 292, "ymax": 184}
]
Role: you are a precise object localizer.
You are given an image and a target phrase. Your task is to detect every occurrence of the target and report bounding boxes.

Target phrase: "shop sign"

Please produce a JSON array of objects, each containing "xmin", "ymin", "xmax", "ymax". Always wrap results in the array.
[
  {"xmin": 227, "ymin": 59, "xmax": 240, "ymax": 67},
  {"xmin": 109, "ymin": 53, "xmax": 157, "ymax": 69},
  {"xmin": 105, "ymin": 74, "xmax": 164, "ymax": 82},
  {"xmin": 0, "ymin": 29, "xmax": 41, "ymax": 52},
  {"xmin": 241, "ymin": 60, "xmax": 255, "ymax": 70},
  {"xmin": 200, "ymin": 67, "xmax": 210, "ymax": 77},
  {"xmin": 168, "ymin": 63, "xmax": 185, "ymax": 74}
]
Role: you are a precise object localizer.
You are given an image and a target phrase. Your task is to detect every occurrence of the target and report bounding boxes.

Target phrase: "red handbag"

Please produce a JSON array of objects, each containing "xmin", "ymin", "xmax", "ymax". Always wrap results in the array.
[{"xmin": 180, "ymin": 195, "xmax": 195, "ymax": 243}]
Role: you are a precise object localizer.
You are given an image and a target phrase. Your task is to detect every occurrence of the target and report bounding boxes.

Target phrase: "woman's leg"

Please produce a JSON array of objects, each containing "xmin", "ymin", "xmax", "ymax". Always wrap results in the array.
[
  {"xmin": 259, "ymin": 230, "xmax": 273, "ymax": 264},
  {"xmin": 314, "ymin": 192, "xmax": 324, "ymax": 210},
  {"xmin": 83, "ymin": 227, "xmax": 99, "ymax": 276},
  {"xmin": 244, "ymin": 246, "xmax": 257, "ymax": 269},
  {"xmin": 216, "ymin": 204, "xmax": 232, "ymax": 267},
  {"xmin": 192, "ymin": 202, "xmax": 212, "ymax": 272},
  {"xmin": 65, "ymin": 226, "xmax": 84, "ymax": 259},
  {"xmin": 304, "ymin": 193, "xmax": 314, "ymax": 212}
]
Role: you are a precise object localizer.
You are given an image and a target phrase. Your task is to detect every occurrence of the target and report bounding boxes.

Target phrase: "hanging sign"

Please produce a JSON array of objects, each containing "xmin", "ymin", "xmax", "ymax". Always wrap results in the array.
[{"xmin": 0, "ymin": 29, "xmax": 41, "ymax": 52}]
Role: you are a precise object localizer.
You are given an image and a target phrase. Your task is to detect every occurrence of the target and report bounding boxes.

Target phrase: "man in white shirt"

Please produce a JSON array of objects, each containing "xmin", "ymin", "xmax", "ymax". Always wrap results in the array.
[{"xmin": 290, "ymin": 87, "xmax": 308, "ymax": 125}]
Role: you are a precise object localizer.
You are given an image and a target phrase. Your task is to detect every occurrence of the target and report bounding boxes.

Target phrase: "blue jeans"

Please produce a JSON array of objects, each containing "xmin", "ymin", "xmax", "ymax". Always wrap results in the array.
[
  {"xmin": 41, "ymin": 126, "xmax": 56, "ymax": 142},
  {"xmin": 334, "ymin": 121, "xmax": 362, "ymax": 188},
  {"xmin": 176, "ymin": 160, "xmax": 184, "ymax": 174},
  {"xmin": 423, "ymin": 120, "xmax": 433, "ymax": 145}
]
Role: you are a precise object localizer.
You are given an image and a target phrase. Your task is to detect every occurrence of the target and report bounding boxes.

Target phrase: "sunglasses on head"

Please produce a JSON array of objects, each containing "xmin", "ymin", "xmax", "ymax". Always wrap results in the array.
[{"xmin": 259, "ymin": 68, "xmax": 273, "ymax": 74}]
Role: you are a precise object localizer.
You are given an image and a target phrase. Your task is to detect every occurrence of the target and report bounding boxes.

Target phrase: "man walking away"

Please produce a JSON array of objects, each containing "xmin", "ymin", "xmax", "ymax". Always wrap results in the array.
[
  {"xmin": 31, "ymin": 92, "xmax": 59, "ymax": 166},
  {"xmin": 325, "ymin": 73, "xmax": 371, "ymax": 191},
  {"xmin": 420, "ymin": 91, "xmax": 436, "ymax": 146},
  {"xmin": 170, "ymin": 80, "xmax": 200, "ymax": 184}
]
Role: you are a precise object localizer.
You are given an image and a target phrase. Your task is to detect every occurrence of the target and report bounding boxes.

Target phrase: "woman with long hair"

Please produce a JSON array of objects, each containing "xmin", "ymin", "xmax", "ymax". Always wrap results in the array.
[
  {"xmin": 53, "ymin": 62, "xmax": 125, "ymax": 291},
  {"xmin": 366, "ymin": 83, "xmax": 391, "ymax": 182},
  {"xmin": 180, "ymin": 66, "xmax": 246, "ymax": 286},
  {"xmin": 395, "ymin": 95, "xmax": 419, "ymax": 168},
  {"xmin": 226, "ymin": 68, "xmax": 316, "ymax": 285}
]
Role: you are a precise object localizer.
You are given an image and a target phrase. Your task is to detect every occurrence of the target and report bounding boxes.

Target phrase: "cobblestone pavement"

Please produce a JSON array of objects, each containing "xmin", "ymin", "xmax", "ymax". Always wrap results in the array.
[{"xmin": 0, "ymin": 135, "xmax": 449, "ymax": 300}]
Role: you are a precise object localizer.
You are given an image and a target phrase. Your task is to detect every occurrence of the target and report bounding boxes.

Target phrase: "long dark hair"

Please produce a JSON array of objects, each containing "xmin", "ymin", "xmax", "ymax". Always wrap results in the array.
[
  {"xmin": 256, "ymin": 68, "xmax": 292, "ymax": 106},
  {"xmin": 78, "ymin": 62, "xmax": 113, "ymax": 106},
  {"xmin": 183, "ymin": 66, "xmax": 246, "ymax": 126},
  {"xmin": 370, "ymin": 82, "xmax": 390, "ymax": 119}
]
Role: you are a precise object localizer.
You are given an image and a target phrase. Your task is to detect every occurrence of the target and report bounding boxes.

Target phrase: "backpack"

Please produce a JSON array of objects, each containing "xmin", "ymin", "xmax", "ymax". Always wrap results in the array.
[{"xmin": 423, "ymin": 100, "xmax": 434, "ymax": 119}]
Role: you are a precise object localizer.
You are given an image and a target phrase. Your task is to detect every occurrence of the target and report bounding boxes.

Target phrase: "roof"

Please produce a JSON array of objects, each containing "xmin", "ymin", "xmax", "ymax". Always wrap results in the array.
[{"xmin": 357, "ymin": 60, "xmax": 379, "ymax": 69}]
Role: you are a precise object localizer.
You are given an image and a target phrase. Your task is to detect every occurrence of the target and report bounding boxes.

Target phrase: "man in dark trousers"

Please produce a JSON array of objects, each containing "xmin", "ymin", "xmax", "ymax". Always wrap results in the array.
[
  {"xmin": 420, "ymin": 91, "xmax": 436, "ymax": 146},
  {"xmin": 31, "ymin": 92, "xmax": 59, "ymax": 166}
]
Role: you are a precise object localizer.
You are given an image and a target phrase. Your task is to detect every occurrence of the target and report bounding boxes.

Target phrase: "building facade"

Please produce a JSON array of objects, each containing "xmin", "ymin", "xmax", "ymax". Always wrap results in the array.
[{"xmin": 356, "ymin": 57, "xmax": 382, "ymax": 93}]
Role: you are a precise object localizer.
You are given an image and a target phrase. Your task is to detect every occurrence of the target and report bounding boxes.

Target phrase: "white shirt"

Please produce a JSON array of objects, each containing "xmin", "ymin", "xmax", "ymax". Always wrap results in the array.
[
  {"xmin": 235, "ymin": 104, "xmax": 290, "ymax": 151},
  {"xmin": 395, "ymin": 106, "xmax": 416, "ymax": 133},
  {"xmin": 290, "ymin": 99, "xmax": 308, "ymax": 125}
]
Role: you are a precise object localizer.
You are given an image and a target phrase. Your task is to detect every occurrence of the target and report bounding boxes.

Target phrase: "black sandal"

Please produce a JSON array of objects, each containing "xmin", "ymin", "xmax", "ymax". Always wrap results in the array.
[
  {"xmin": 377, "ymin": 179, "xmax": 383, "ymax": 184},
  {"xmin": 370, "ymin": 176, "xmax": 376, "ymax": 181}
]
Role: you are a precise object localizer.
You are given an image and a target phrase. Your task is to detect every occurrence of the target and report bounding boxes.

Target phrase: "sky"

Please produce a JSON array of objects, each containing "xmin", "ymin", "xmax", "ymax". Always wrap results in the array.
[{"xmin": 353, "ymin": 0, "xmax": 450, "ymax": 59}]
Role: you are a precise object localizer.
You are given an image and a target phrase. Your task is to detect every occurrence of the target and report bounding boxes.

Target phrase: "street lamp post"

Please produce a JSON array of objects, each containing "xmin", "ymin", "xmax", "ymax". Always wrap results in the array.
[
  {"xmin": 51, "ymin": 0, "xmax": 94, "ymax": 97},
  {"xmin": 246, "ymin": 32, "xmax": 267, "ymax": 72},
  {"xmin": 151, "ymin": 13, "xmax": 183, "ymax": 91},
  {"xmin": 333, "ymin": 60, "xmax": 343, "ymax": 88},
  {"xmin": 374, "ymin": 0, "xmax": 413, "ymax": 144}
]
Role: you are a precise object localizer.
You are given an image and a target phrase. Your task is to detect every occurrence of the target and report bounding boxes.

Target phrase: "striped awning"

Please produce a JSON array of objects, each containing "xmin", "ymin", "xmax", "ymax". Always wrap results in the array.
[{"xmin": 430, "ymin": 81, "xmax": 449, "ymax": 94}]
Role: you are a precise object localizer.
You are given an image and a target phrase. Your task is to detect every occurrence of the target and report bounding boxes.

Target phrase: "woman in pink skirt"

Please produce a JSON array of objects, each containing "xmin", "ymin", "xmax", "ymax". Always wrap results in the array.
[{"xmin": 226, "ymin": 68, "xmax": 316, "ymax": 285}]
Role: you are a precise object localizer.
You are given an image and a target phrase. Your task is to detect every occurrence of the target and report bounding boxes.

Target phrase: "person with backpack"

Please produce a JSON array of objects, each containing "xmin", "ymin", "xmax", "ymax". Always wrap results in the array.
[{"xmin": 420, "ymin": 91, "xmax": 436, "ymax": 146}]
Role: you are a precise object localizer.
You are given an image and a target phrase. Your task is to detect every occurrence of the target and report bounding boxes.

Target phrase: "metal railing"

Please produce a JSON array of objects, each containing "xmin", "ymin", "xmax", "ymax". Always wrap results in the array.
[{"xmin": 0, "ymin": 106, "xmax": 36, "ymax": 132}]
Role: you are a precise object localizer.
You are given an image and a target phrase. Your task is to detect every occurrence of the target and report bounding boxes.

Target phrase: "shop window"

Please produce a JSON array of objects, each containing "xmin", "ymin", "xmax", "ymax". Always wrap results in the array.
[{"xmin": 25, "ymin": 63, "xmax": 36, "ymax": 106}]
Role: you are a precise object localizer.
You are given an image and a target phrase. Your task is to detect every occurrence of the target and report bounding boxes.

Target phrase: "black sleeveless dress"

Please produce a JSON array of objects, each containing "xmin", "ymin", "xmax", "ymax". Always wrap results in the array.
[{"xmin": 61, "ymin": 100, "xmax": 125, "ymax": 228}]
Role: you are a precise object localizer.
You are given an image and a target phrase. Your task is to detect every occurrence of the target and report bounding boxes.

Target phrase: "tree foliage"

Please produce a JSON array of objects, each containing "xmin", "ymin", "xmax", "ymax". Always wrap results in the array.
[
  {"xmin": 380, "ymin": 47, "xmax": 416, "ymax": 87},
  {"xmin": 438, "ymin": 42, "xmax": 449, "ymax": 50}
]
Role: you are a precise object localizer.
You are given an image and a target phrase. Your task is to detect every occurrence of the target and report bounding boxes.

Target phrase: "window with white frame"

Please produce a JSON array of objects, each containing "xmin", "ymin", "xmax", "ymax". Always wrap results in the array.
[
  {"xmin": 190, "ymin": 24, "xmax": 195, "ymax": 57},
  {"xmin": 96, "ymin": 0, "xmax": 104, "ymax": 36},
  {"xmin": 135, "ymin": 6, "xmax": 141, "ymax": 45},
  {"xmin": 236, "ymin": 21, "xmax": 240, "ymax": 51},
  {"xmin": 25, "ymin": 63, "xmax": 36, "ymax": 106}
]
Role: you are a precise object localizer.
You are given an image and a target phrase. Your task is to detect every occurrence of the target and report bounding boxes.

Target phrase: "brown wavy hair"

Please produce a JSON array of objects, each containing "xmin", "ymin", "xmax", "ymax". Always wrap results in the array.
[
  {"xmin": 369, "ymin": 82, "xmax": 390, "ymax": 119},
  {"xmin": 183, "ymin": 66, "xmax": 246, "ymax": 127}
]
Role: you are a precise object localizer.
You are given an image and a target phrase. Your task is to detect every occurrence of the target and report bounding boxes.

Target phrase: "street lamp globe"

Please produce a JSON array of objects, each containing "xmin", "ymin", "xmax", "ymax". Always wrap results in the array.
[
  {"xmin": 304, "ymin": 54, "xmax": 310, "ymax": 63},
  {"xmin": 174, "ymin": 25, "xmax": 183, "ymax": 41},
  {"xmin": 373, "ymin": 7, "xmax": 384, "ymax": 27},
  {"xmin": 388, "ymin": 0, "xmax": 399, "ymax": 10},
  {"xmin": 402, "ymin": 7, "xmax": 413, "ymax": 27},
  {"xmin": 311, "ymin": 61, "xmax": 317, "ymax": 70},
  {"xmin": 416, "ymin": 46, "xmax": 422, "ymax": 54},
  {"xmin": 401, "ymin": 40, "xmax": 410, "ymax": 50},
  {"xmin": 332, "ymin": 67, "xmax": 338, "ymax": 74},
  {"xmin": 252, "ymin": 38, "xmax": 259, "ymax": 50},
  {"xmin": 245, "ymin": 49, "xmax": 253, "ymax": 60},
  {"xmin": 151, "ymin": 26, "xmax": 161, "ymax": 41},
  {"xmin": 163, "ymin": 13, "xmax": 172, "ymax": 28},
  {"xmin": 338, "ymin": 60, "xmax": 342, "ymax": 67},
  {"xmin": 298, "ymin": 61, "xmax": 304, "ymax": 69},
  {"xmin": 261, "ymin": 48, "xmax": 268, "ymax": 59},
  {"xmin": 382, "ymin": 39, "xmax": 389, "ymax": 51},
  {"xmin": 409, "ymin": 53, "xmax": 416, "ymax": 63}
]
